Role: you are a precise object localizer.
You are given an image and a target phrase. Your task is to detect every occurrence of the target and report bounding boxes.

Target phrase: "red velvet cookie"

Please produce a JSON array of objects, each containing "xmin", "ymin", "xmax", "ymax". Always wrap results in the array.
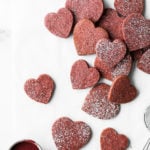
[
  {"xmin": 98, "ymin": 8, "xmax": 124, "ymax": 40},
  {"xmin": 131, "ymin": 47, "xmax": 149, "ymax": 61},
  {"xmin": 108, "ymin": 75, "xmax": 137, "ymax": 104},
  {"xmin": 100, "ymin": 128, "xmax": 129, "ymax": 150},
  {"xmin": 44, "ymin": 8, "xmax": 73, "ymax": 38},
  {"xmin": 137, "ymin": 49, "xmax": 150, "ymax": 74},
  {"xmin": 70, "ymin": 59, "xmax": 100, "ymax": 89},
  {"xmin": 82, "ymin": 83, "xmax": 120, "ymax": 120},
  {"xmin": 122, "ymin": 13, "xmax": 150, "ymax": 51},
  {"xmin": 65, "ymin": 0, "xmax": 104, "ymax": 23},
  {"xmin": 52, "ymin": 117, "xmax": 91, "ymax": 150},
  {"xmin": 73, "ymin": 19, "xmax": 109, "ymax": 55},
  {"xmin": 24, "ymin": 74, "xmax": 55, "ymax": 104},
  {"xmin": 94, "ymin": 54, "xmax": 132, "ymax": 81},
  {"xmin": 96, "ymin": 38, "xmax": 126, "ymax": 68},
  {"xmin": 114, "ymin": 0, "xmax": 144, "ymax": 17}
]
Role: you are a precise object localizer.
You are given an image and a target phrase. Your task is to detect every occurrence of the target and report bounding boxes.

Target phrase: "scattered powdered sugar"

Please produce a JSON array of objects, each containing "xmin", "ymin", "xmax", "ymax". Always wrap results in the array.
[
  {"xmin": 82, "ymin": 83, "xmax": 120, "ymax": 120},
  {"xmin": 138, "ymin": 49, "xmax": 150, "ymax": 74},
  {"xmin": 52, "ymin": 117, "xmax": 91, "ymax": 149}
]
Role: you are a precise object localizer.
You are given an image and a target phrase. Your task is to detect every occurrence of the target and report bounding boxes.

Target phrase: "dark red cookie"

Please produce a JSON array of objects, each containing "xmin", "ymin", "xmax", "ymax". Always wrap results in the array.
[
  {"xmin": 73, "ymin": 19, "xmax": 109, "ymax": 55},
  {"xmin": 108, "ymin": 75, "xmax": 137, "ymax": 104},
  {"xmin": 98, "ymin": 8, "xmax": 124, "ymax": 40},
  {"xmin": 114, "ymin": 0, "xmax": 144, "ymax": 17},
  {"xmin": 122, "ymin": 13, "xmax": 150, "ymax": 51},
  {"xmin": 65, "ymin": 0, "xmax": 104, "ymax": 23},
  {"xmin": 82, "ymin": 83, "xmax": 120, "ymax": 120},
  {"xmin": 52, "ymin": 117, "xmax": 91, "ymax": 150},
  {"xmin": 137, "ymin": 49, "xmax": 150, "ymax": 74},
  {"xmin": 70, "ymin": 59, "xmax": 100, "ymax": 89},
  {"xmin": 100, "ymin": 128, "xmax": 129, "ymax": 150},
  {"xmin": 131, "ymin": 47, "xmax": 149, "ymax": 61},
  {"xmin": 44, "ymin": 8, "xmax": 73, "ymax": 38},
  {"xmin": 24, "ymin": 74, "xmax": 54, "ymax": 104},
  {"xmin": 96, "ymin": 38, "xmax": 126, "ymax": 68},
  {"xmin": 94, "ymin": 54, "xmax": 132, "ymax": 81}
]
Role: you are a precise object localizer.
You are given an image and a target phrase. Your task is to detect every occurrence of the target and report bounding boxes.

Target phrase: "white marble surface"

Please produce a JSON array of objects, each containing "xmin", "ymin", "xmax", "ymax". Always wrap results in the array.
[
  {"xmin": 0, "ymin": 0, "xmax": 149, "ymax": 149},
  {"xmin": 0, "ymin": 0, "xmax": 12, "ymax": 149}
]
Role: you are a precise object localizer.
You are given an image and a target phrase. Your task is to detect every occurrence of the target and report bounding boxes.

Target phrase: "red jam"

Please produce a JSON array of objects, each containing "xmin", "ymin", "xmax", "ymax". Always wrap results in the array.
[{"xmin": 10, "ymin": 140, "xmax": 39, "ymax": 150}]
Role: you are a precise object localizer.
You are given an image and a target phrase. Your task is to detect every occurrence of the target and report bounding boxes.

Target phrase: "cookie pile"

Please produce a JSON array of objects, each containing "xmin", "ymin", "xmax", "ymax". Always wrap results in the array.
[{"xmin": 24, "ymin": 0, "xmax": 149, "ymax": 149}]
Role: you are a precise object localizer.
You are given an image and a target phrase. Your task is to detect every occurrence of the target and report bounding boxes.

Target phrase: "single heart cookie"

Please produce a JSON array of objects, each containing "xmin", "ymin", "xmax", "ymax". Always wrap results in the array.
[
  {"xmin": 82, "ymin": 83, "xmax": 120, "ymax": 120},
  {"xmin": 70, "ymin": 59, "xmax": 100, "ymax": 89},
  {"xmin": 52, "ymin": 117, "xmax": 91, "ymax": 150},
  {"xmin": 24, "ymin": 74, "xmax": 55, "ymax": 104},
  {"xmin": 65, "ymin": 0, "xmax": 104, "ymax": 23},
  {"xmin": 100, "ymin": 128, "xmax": 129, "ymax": 150},
  {"xmin": 108, "ymin": 75, "xmax": 137, "ymax": 104},
  {"xmin": 73, "ymin": 19, "xmax": 109, "ymax": 55},
  {"xmin": 44, "ymin": 8, "xmax": 73, "ymax": 38},
  {"xmin": 122, "ymin": 13, "xmax": 150, "ymax": 51},
  {"xmin": 137, "ymin": 49, "xmax": 150, "ymax": 74},
  {"xmin": 94, "ymin": 54, "xmax": 132, "ymax": 81},
  {"xmin": 114, "ymin": 0, "xmax": 144, "ymax": 17},
  {"xmin": 96, "ymin": 38, "xmax": 126, "ymax": 68},
  {"xmin": 98, "ymin": 8, "xmax": 124, "ymax": 40}
]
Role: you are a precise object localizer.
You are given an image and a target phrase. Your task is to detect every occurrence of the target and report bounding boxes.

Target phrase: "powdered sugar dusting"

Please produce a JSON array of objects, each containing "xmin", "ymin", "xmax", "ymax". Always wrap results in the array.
[
  {"xmin": 52, "ymin": 117, "xmax": 91, "ymax": 149},
  {"xmin": 138, "ymin": 49, "xmax": 150, "ymax": 74},
  {"xmin": 82, "ymin": 83, "xmax": 120, "ymax": 119},
  {"xmin": 96, "ymin": 38, "xmax": 126, "ymax": 68},
  {"xmin": 123, "ymin": 13, "xmax": 150, "ymax": 51},
  {"xmin": 114, "ymin": 0, "xmax": 144, "ymax": 17},
  {"xmin": 112, "ymin": 54, "xmax": 132, "ymax": 79}
]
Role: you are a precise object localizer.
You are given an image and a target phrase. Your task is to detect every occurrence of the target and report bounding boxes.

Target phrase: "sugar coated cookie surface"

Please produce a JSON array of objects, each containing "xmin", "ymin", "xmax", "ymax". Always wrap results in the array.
[
  {"xmin": 24, "ymin": 74, "xmax": 55, "ymax": 104},
  {"xmin": 52, "ymin": 117, "xmax": 91, "ymax": 150},
  {"xmin": 96, "ymin": 38, "xmax": 126, "ymax": 68},
  {"xmin": 108, "ymin": 75, "xmax": 137, "ymax": 104},
  {"xmin": 98, "ymin": 8, "xmax": 124, "ymax": 40},
  {"xmin": 65, "ymin": 0, "xmax": 104, "ymax": 23},
  {"xmin": 137, "ymin": 49, "xmax": 150, "ymax": 74},
  {"xmin": 74, "ymin": 19, "xmax": 109, "ymax": 55},
  {"xmin": 70, "ymin": 59, "xmax": 100, "ymax": 89},
  {"xmin": 82, "ymin": 83, "xmax": 120, "ymax": 120},
  {"xmin": 122, "ymin": 13, "xmax": 150, "ymax": 51},
  {"xmin": 100, "ymin": 128, "xmax": 129, "ymax": 150},
  {"xmin": 114, "ymin": 0, "xmax": 144, "ymax": 17},
  {"xmin": 95, "ymin": 54, "xmax": 132, "ymax": 80},
  {"xmin": 44, "ymin": 8, "xmax": 73, "ymax": 38}
]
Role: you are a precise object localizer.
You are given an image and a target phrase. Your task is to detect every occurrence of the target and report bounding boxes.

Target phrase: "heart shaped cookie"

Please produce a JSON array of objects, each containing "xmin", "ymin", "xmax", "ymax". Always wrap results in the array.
[
  {"xmin": 52, "ymin": 117, "xmax": 91, "ymax": 150},
  {"xmin": 24, "ymin": 74, "xmax": 55, "ymax": 104},
  {"xmin": 137, "ymin": 49, "xmax": 150, "ymax": 74},
  {"xmin": 108, "ymin": 75, "xmax": 137, "ymax": 104},
  {"xmin": 96, "ymin": 38, "xmax": 126, "ymax": 68},
  {"xmin": 44, "ymin": 8, "xmax": 73, "ymax": 38},
  {"xmin": 65, "ymin": 0, "xmax": 104, "ymax": 23},
  {"xmin": 94, "ymin": 54, "xmax": 132, "ymax": 81},
  {"xmin": 122, "ymin": 13, "xmax": 150, "ymax": 51},
  {"xmin": 114, "ymin": 0, "xmax": 144, "ymax": 17},
  {"xmin": 101, "ymin": 128, "xmax": 129, "ymax": 150},
  {"xmin": 73, "ymin": 19, "xmax": 109, "ymax": 55},
  {"xmin": 82, "ymin": 83, "xmax": 120, "ymax": 120},
  {"xmin": 98, "ymin": 8, "xmax": 124, "ymax": 40},
  {"xmin": 70, "ymin": 59, "xmax": 100, "ymax": 89}
]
